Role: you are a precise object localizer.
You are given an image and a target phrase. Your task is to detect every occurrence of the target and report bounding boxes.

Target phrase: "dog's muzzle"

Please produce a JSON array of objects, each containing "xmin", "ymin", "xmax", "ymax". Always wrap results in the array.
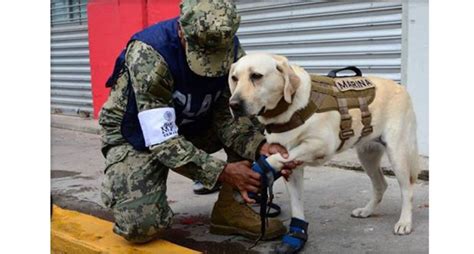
[{"xmin": 229, "ymin": 99, "xmax": 245, "ymax": 119}]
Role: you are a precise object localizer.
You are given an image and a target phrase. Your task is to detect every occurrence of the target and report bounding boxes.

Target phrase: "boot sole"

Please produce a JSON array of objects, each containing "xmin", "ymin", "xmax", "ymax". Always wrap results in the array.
[{"xmin": 209, "ymin": 223, "xmax": 286, "ymax": 241}]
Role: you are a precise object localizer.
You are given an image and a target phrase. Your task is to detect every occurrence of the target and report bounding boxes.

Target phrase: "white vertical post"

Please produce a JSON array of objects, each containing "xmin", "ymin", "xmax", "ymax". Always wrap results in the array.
[{"xmin": 401, "ymin": 0, "xmax": 429, "ymax": 156}]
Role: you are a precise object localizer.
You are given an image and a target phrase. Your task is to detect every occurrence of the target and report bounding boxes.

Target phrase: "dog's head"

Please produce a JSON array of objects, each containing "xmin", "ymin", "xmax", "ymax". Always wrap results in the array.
[{"xmin": 228, "ymin": 53, "xmax": 300, "ymax": 118}]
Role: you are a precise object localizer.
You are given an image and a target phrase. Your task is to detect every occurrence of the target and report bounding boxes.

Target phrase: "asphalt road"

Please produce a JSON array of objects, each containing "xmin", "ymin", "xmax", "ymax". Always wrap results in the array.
[{"xmin": 51, "ymin": 127, "xmax": 429, "ymax": 254}]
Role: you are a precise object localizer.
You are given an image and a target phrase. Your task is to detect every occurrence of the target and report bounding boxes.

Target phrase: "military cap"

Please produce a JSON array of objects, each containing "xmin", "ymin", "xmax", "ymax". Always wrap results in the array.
[{"xmin": 179, "ymin": 0, "xmax": 240, "ymax": 77}]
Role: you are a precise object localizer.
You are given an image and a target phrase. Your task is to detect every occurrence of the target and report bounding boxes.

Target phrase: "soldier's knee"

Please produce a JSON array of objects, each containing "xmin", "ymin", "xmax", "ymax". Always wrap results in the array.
[
  {"xmin": 113, "ymin": 215, "xmax": 165, "ymax": 244},
  {"xmin": 114, "ymin": 223, "xmax": 160, "ymax": 244},
  {"xmin": 112, "ymin": 201, "xmax": 173, "ymax": 244}
]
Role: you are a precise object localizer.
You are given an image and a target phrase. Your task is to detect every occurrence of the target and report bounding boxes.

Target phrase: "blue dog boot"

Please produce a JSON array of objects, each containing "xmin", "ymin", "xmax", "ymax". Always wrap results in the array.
[{"xmin": 275, "ymin": 218, "xmax": 308, "ymax": 254}]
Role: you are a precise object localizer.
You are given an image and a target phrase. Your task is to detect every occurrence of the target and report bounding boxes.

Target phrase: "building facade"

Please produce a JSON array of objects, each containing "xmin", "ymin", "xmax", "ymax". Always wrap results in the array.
[{"xmin": 50, "ymin": 0, "xmax": 428, "ymax": 155}]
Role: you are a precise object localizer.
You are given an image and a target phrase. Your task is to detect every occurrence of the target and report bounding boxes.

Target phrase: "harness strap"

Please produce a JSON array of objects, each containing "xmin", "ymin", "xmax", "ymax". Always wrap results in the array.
[
  {"xmin": 310, "ymin": 91, "xmax": 326, "ymax": 108},
  {"xmin": 358, "ymin": 97, "xmax": 373, "ymax": 137},
  {"xmin": 336, "ymin": 98, "xmax": 355, "ymax": 151},
  {"xmin": 264, "ymin": 95, "xmax": 316, "ymax": 134},
  {"xmin": 259, "ymin": 97, "xmax": 292, "ymax": 118},
  {"xmin": 353, "ymin": 97, "xmax": 374, "ymax": 146}
]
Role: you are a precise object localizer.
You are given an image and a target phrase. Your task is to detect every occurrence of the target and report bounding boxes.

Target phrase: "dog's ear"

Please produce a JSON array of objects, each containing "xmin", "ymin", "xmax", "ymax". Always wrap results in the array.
[{"xmin": 272, "ymin": 55, "xmax": 300, "ymax": 103}]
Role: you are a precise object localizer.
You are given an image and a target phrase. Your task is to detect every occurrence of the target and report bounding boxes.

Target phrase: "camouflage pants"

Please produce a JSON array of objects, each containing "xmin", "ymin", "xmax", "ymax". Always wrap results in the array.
[{"xmin": 101, "ymin": 130, "xmax": 245, "ymax": 243}]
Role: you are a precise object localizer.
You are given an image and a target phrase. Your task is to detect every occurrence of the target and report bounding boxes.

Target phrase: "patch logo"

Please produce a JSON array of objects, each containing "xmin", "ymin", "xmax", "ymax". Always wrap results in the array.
[
  {"xmin": 334, "ymin": 78, "xmax": 375, "ymax": 92},
  {"xmin": 164, "ymin": 111, "xmax": 173, "ymax": 122}
]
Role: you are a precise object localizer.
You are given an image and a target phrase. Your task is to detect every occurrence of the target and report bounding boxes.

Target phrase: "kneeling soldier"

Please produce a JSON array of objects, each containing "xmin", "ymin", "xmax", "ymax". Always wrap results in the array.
[{"xmin": 99, "ymin": 0, "xmax": 296, "ymax": 243}]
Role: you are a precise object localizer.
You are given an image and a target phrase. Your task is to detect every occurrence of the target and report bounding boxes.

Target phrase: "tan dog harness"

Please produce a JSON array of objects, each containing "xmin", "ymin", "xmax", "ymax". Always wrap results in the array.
[{"xmin": 262, "ymin": 66, "xmax": 376, "ymax": 151}]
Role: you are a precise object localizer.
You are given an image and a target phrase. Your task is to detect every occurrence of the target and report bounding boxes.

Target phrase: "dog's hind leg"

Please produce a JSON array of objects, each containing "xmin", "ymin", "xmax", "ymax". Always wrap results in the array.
[
  {"xmin": 384, "ymin": 103, "xmax": 419, "ymax": 235},
  {"xmin": 351, "ymin": 142, "xmax": 387, "ymax": 218},
  {"xmin": 386, "ymin": 142, "xmax": 417, "ymax": 235}
]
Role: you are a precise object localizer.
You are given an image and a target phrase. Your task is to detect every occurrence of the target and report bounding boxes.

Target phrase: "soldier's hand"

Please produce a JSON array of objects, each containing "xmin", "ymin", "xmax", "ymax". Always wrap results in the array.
[{"xmin": 218, "ymin": 161, "xmax": 261, "ymax": 204}]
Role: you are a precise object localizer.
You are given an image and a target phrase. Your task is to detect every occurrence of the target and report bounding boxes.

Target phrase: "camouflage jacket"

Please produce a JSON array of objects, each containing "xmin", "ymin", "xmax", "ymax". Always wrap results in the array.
[{"xmin": 99, "ymin": 40, "xmax": 266, "ymax": 188}]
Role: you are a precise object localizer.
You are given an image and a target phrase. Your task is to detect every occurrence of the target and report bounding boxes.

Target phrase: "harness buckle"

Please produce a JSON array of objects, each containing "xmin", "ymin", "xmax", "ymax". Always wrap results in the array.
[
  {"xmin": 339, "ymin": 129, "xmax": 355, "ymax": 140},
  {"xmin": 361, "ymin": 125, "xmax": 373, "ymax": 136}
]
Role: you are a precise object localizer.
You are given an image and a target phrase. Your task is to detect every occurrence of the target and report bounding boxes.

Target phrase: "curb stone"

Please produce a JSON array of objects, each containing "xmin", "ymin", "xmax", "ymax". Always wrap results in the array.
[{"xmin": 51, "ymin": 205, "xmax": 200, "ymax": 254}]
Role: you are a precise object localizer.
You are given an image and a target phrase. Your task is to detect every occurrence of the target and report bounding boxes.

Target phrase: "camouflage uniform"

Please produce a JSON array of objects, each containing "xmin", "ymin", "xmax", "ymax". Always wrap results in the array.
[{"xmin": 99, "ymin": 1, "xmax": 268, "ymax": 243}]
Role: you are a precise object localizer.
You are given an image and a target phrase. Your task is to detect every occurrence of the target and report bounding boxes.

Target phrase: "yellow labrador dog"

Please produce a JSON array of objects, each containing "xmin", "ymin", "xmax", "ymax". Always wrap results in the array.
[{"xmin": 228, "ymin": 53, "xmax": 420, "ymax": 240}]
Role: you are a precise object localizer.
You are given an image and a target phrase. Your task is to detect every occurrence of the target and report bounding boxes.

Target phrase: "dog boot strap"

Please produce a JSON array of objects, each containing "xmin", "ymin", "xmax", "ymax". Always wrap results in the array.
[
  {"xmin": 290, "ymin": 217, "xmax": 309, "ymax": 232},
  {"xmin": 277, "ymin": 218, "xmax": 309, "ymax": 253},
  {"xmin": 248, "ymin": 155, "xmax": 281, "ymax": 200},
  {"xmin": 256, "ymin": 155, "xmax": 281, "ymax": 181}
]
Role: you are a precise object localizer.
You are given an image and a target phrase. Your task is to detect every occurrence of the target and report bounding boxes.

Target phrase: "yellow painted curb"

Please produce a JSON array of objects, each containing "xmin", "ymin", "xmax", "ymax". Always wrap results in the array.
[{"xmin": 51, "ymin": 205, "xmax": 201, "ymax": 254}]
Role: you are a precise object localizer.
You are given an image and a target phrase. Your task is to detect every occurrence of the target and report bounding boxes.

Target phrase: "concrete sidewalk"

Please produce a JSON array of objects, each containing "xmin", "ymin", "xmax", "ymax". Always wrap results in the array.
[{"xmin": 51, "ymin": 114, "xmax": 429, "ymax": 253}]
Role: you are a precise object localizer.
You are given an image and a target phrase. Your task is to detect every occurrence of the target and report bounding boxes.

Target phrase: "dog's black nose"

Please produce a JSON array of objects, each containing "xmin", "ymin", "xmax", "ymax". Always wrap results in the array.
[{"xmin": 229, "ymin": 100, "xmax": 241, "ymax": 111}]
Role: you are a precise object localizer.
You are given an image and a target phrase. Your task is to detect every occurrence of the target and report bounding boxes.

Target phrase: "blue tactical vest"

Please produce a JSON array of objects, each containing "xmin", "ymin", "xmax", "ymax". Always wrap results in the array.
[{"xmin": 106, "ymin": 17, "xmax": 239, "ymax": 151}]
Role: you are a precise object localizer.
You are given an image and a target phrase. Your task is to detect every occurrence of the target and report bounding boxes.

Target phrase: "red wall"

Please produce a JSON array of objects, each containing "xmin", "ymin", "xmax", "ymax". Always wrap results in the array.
[{"xmin": 88, "ymin": 0, "xmax": 180, "ymax": 119}]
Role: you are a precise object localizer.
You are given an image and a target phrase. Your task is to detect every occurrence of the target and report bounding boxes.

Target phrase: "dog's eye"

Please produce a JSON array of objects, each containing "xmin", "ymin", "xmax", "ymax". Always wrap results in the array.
[
  {"xmin": 231, "ymin": 75, "xmax": 238, "ymax": 82},
  {"xmin": 250, "ymin": 73, "xmax": 263, "ymax": 80}
]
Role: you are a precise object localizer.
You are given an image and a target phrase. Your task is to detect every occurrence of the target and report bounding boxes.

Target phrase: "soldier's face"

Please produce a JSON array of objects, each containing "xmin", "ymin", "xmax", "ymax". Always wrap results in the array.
[{"xmin": 228, "ymin": 53, "xmax": 289, "ymax": 118}]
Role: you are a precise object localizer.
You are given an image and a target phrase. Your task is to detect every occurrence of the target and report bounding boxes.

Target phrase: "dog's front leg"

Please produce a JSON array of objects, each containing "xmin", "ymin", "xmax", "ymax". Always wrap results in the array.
[
  {"xmin": 269, "ymin": 140, "xmax": 326, "ymax": 254},
  {"xmin": 275, "ymin": 169, "xmax": 308, "ymax": 254},
  {"xmin": 266, "ymin": 139, "xmax": 326, "ymax": 220},
  {"xmin": 266, "ymin": 139, "xmax": 327, "ymax": 171},
  {"xmin": 286, "ymin": 167, "xmax": 305, "ymax": 219}
]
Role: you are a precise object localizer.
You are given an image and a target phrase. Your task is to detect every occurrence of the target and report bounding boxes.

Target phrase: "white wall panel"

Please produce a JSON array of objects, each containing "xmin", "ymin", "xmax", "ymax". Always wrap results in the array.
[{"xmin": 236, "ymin": 1, "xmax": 402, "ymax": 81}]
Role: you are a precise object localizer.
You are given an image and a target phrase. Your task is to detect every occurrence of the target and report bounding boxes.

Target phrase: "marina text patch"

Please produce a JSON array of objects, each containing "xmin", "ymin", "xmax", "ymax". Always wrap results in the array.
[{"xmin": 334, "ymin": 78, "xmax": 375, "ymax": 91}]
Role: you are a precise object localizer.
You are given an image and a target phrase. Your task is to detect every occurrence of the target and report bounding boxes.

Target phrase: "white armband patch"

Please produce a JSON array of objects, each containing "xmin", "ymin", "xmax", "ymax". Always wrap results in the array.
[{"xmin": 138, "ymin": 107, "xmax": 179, "ymax": 147}]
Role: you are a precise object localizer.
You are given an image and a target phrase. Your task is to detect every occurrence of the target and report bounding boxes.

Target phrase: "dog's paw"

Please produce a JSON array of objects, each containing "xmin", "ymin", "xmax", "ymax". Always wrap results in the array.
[
  {"xmin": 350, "ymin": 207, "xmax": 373, "ymax": 218},
  {"xmin": 393, "ymin": 221, "xmax": 412, "ymax": 235},
  {"xmin": 266, "ymin": 153, "xmax": 288, "ymax": 170}
]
